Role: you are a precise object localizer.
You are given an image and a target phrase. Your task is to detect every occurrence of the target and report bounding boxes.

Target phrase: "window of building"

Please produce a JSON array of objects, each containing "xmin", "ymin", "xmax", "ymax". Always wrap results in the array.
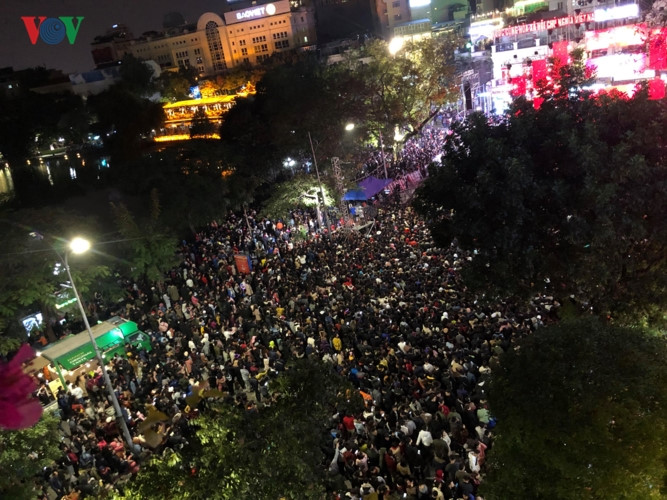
[
  {"xmin": 205, "ymin": 20, "xmax": 226, "ymax": 71},
  {"xmin": 239, "ymin": 39, "xmax": 246, "ymax": 46},
  {"xmin": 241, "ymin": 48, "xmax": 248, "ymax": 56},
  {"xmin": 275, "ymin": 40, "xmax": 289, "ymax": 49},
  {"xmin": 392, "ymin": 1, "xmax": 401, "ymax": 6},
  {"xmin": 394, "ymin": 14, "xmax": 402, "ymax": 20}
]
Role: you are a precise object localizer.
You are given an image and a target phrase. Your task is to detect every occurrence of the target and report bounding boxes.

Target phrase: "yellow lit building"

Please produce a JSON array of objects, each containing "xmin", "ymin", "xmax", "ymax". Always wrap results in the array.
[
  {"xmin": 92, "ymin": 1, "xmax": 316, "ymax": 76},
  {"xmin": 155, "ymin": 84, "xmax": 256, "ymax": 141}
]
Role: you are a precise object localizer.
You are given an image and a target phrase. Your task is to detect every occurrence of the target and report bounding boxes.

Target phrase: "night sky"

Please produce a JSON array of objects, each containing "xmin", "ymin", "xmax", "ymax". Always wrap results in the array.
[{"xmin": 0, "ymin": 1, "xmax": 230, "ymax": 74}]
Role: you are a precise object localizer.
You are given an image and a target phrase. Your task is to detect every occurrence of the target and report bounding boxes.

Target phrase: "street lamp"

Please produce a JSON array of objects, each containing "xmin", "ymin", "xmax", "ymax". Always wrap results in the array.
[
  {"xmin": 62, "ymin": 237, "xmax": 134, "ymax": 449},
  {"xmin": 378, "ymin": 130, "xmax": 389, "ymax": 179},
  {"xmin": 388, "ymin": 37, "xmax": 405, "ymax": 56},
  {"xmin": 307, "ymin": 131, "xmax": 329, "ymax": 231}
]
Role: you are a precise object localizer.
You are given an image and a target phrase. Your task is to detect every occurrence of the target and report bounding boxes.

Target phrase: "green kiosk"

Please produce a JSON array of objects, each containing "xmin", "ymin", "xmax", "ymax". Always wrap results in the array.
[{"xmin": 38, "ymin": 316, "xmax": 151, "ymax": 391}]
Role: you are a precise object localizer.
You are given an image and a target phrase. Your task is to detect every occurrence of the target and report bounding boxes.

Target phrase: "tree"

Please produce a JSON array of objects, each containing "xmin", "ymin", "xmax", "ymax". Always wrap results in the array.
[
  {"xmin": 87, "ymin": 85, "xmax": 164, "ymax": 163},
  {"xmin": 333, "ymin": 35, "xmax": 460, "ymax": 142},
  {"xmin": 121, "ymin": 358, "xmax": 363, "ymax": 499},
  {"xmin": 197, "ymin": 79, "xmax": 223, "ymax": 99},
  {"xmin": 261, "ymin": 173, "xmax": 335, "ymax": 220},
  {"xmin": 0, "ymin": 207, "xmax": 112, "ymax": 347},
  {"xmin": 189, "ymin": 108, "xmax": 216, "ymax": 138},
  {"xmin": 644, "ymin": 0, "xmax": 667, "ymax": 27},
  {"xmin": 111, "ymin": 189, "xmax": 180, "ymax": 282},
  {"xmin": 214, "ymin": 65, "xmax": 265, "ymax": 94},
  {"xmin": 158, "ymin": 66, "xmax": 197, "ymax": 101},
  {"xmin": 482, "ymin": 318, "xmax": 667, "ymax": 500},
  {"xmin": 118, "ymin": 54, "xmax": 156, "ymax": 97},
  {"xmin": 218, "ymin": 51, "xmax": 358, "ymax": 192},
  {"xmin": 533, "ymin": 47, "xmax": 596, "ymax": 102},
  {"xmin": 0, "ymin": 413, "xmax": 62, "ymax": 500},
  {"xmin": 414, "ymin": 78, "xmax": 667, "ymax": 325}
]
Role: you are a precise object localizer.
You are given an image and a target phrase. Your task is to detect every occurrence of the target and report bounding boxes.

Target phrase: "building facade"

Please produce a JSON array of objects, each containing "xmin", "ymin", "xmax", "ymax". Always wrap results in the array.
[
  {"xmin": 90, "ymin": 1, "xmax": 317, "ymax": 76},
  {"xmin": 477, "ymin": 1, "xmax": 665, "ymax": 112}
]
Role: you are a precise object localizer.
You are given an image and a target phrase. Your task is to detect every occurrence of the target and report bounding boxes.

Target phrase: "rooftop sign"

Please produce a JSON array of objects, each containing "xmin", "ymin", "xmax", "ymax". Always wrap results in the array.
[
  {"xmin": 495, "ymin": 12, "xmax": 593, "ymax": 38},
  {"xmin": 224, "ymin": 1, "xmax": 289, "ymax": 25}
]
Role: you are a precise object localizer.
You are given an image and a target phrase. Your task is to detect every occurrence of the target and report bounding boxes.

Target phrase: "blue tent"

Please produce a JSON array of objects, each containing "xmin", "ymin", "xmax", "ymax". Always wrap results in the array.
[
  {"xmin": 358, "ymin": 176, "xmax": 392, "ymax": 198},
  {"xmin": 343, "ymin": 177, "xmax": 393, "ymax": 201},
  {"xmin": 342, "ymin": 189, "xmax": 368, "ymax": 201}
]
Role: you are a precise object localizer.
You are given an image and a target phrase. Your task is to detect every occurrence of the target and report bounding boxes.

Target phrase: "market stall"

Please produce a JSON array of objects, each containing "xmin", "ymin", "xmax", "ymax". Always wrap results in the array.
[{"xmin": 32, "ymin": 316, "xmax": 151, "ymax": 394}]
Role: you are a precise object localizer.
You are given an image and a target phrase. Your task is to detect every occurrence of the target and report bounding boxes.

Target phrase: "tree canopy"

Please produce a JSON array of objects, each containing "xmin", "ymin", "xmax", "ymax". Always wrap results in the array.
[
  {"xmin": 414, "ymin": 82, "xmax": 667, "ymax": 325},
  {"xmin": 87, "ymin": 85, "xmax": 164, "ymax": 163},
  {"xmin": 120, "ymin": 357, "xmax": 363, "ymax": 500},
  {"xmin": 111, "ymin": 189, "xmax": 180, "ymax": 282},
  {"xmin": 0, "ymin": 413, "xmax": 62, "ymax": 500},
  {"xmin": 482, "ymin": 318, "xmax": 667, "ymax": 500},
  {"xmin": 0, "ymin": 207, "xmax": 114, "ymax": 350},
  {"xmin": 332, "ymin": 35, "xmax": 460, "ymax": 142}
]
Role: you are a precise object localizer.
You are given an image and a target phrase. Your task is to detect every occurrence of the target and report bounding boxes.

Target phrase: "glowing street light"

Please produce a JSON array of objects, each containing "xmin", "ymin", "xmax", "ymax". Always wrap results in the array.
[
  {"xmin": 69, "ymin": 237, "xmax": 90, "ymax": 254},
  {"xmin": 345, "ymin": 123, "xmax": 355, "ymax": 131},
  {"xmin": 388, "ymin": 37, "xmax": 405, "ymax": 56},
  {"xmin": 394, "ymin": 125, "xmax": 407, "ymax": 142}
]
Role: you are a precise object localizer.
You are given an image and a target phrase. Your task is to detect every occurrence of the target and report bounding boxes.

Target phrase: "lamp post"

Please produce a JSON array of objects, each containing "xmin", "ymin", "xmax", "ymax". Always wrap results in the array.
[
  {"xmin": 378, "ymin": 130, "xmax": 389, "ymax": 179},
  {"xmin": 62, "ymin": 237, "xmax": 134, "ymax": 449},
  {"xmin": 307, "ymin": 131, "xmax": 329, "ymax": 231}
]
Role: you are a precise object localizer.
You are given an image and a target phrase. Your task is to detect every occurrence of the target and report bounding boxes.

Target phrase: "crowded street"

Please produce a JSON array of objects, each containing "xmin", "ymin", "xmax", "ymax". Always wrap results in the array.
[{"xmin": 31, "ymin": 178, "xmax": 556, "ymax": 499}]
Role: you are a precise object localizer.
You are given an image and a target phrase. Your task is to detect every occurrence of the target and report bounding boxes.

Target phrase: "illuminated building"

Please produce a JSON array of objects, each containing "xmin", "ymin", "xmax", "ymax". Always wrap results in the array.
[
  {"xmin": 154, "ymin": 84, "xmax": 256, "ymax": 141},
  {"xmin": 479, "ymin": 2, "xmax": 667, "ymax": 112},
  {"xmin": 90, "ymin": 1, "xmax": 316, "ymax": 76}
]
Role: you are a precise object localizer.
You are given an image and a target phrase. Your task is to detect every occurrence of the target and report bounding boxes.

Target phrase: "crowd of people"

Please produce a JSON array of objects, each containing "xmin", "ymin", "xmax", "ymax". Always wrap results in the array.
[
  {"xmin": 359, "ymin": 128, "xmax": 447, "ymax": 182},
  {"xmin": 28, "ymin": 152, "xmax": 556, "ymax": 500}
]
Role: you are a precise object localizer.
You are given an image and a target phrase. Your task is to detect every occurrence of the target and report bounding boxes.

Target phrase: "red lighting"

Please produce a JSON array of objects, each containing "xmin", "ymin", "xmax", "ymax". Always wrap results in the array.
[
  {"xmin": 532, "ymin": 59, "xmax": 547, "ymax": 82},
  {"xmin": 648, "ymin": 28, "xmax": 667, "ymax": 70},
  {"xmin": 648, "ymin": 78, "xmax": 666, "ymax": 100},
  {"xmin": 552, "ymin": 41, "xmax": 569, "ymax": 68},
  {"xmin": 510, "ymin": 76, "xmax": 527, "ymax": 97}
]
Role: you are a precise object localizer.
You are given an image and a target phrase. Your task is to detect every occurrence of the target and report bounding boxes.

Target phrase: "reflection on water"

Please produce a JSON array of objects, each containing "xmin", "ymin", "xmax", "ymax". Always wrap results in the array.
[
  {"xmin": 0, "ymin": 155, "xmax": 109, "ymax": 197},
  {"xmin": 0, "ymin": 166, "xmax": 14, "ymax": 195},
  {"xmin": 45, "ymin": 165, "xmax": 54, "ymax": 186}
]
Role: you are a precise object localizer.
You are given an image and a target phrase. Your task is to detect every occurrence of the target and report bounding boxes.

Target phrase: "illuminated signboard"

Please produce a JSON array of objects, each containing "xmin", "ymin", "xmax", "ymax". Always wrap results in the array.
[
  {"xmin": 237, "ymin": 4, "xmax": 271, "ymax": 20},
  {"xmin": 225, "ymin": 2, "xmax": 286, "ymax": 24},
  {"xmin": 495, "ymin": 12, "xmax": 593, "ymax": 38},
  {"xmin": 593, "ymin": 4, "xmax": 639, "ymax": 23},
  {"xmin": 584, "ymin": 24, "xmax": 644, "ymax": 51},
  {"xmin": 469, "ymin": 18, "xmax": 504, "ymax": 43}
]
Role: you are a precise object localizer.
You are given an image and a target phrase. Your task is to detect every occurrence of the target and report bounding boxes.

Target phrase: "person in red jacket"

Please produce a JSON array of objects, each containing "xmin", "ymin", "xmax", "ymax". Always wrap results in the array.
[{"xmin": 342, "ymin": 413, "xmax": 355, "ymax": 439}]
